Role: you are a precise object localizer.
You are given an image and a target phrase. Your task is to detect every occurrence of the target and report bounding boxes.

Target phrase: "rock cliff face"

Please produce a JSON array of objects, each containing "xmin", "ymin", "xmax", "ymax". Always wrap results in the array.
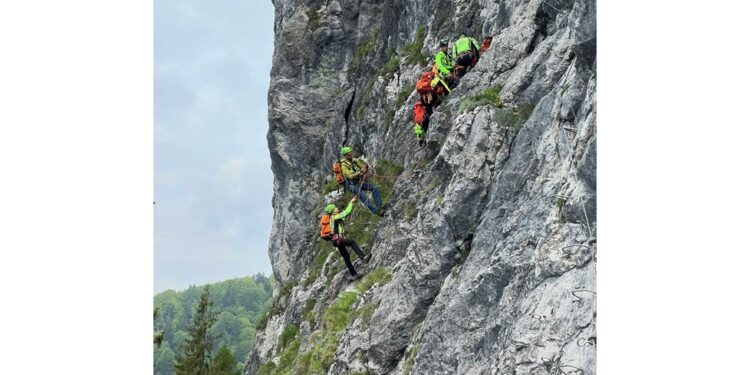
[{"xmin": 248, "ymin": 0, "xmax": 596, "ymax": 373}]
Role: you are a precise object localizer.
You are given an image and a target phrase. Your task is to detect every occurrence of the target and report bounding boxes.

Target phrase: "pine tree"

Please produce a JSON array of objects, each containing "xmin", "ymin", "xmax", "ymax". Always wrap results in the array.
[
  {"xmin": 174, "ymin": 286, "xmax": 217, "ymax": 375},
  {"xmin": 211, "ymin": 345, "xmax": 241, "ymax": 375},
  {"xmin": 154, "ymin": 307, "xmax": 165, "ymax": 347}
]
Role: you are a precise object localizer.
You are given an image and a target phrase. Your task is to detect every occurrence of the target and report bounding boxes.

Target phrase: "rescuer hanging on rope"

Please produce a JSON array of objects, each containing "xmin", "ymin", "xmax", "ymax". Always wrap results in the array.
[
  {"xmin": 320, "ymin": 197, "xmax": 371, "ymax": 281},
  {"xmin": 340, "ymin": 146, "xmax": 387, "ymax": 216}
]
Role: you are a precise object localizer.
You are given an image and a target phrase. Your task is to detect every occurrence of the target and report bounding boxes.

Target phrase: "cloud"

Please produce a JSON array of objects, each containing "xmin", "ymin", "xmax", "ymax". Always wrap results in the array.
[{"xmin": 154, "ymin": 0, "xmax": 275, "ymax": 293}]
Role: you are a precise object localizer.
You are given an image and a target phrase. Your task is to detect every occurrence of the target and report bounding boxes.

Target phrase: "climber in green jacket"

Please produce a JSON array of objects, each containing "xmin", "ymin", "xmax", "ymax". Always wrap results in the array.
[
  {"xmin": 324, "ymin": 198, "xmax": 370, "ymax": 281},
  {"xmin": 452, "ymin": 33, "xmax": 481, "ymax": 77},
  {"xmin": 434, "ymin": 39, "xmax": 454, "ymax": 77},
  {"xmin": 340, "ymin": 146, "xmax": 386, "ymax": 216}
]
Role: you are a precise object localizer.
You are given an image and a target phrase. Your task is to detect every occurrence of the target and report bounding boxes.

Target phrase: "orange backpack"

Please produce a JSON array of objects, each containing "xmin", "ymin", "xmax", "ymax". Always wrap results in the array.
[
  {"xmin": 332, "ymin": 161, "xmax": 345, "ymax": 185},
  {"xmin": 320, "ymin": 214, "xmax": 333, "ymax": 240},
  {"xmin": 413, "ymin": 102, "xmax": 427, "ymax": 125},
  {"xmin": 415, "ymin": 71, "xmax": 435, "ymax": 94}
]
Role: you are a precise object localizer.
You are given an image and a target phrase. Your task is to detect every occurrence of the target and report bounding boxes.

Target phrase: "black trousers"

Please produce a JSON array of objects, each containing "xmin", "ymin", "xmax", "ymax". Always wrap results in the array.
[
  {"xmin": 455, "ymin": 51, "xmax": 476, "ymax": 77},
  {"xmin": 335, "ymin": 238, "xmax": 365, "ymax": 275}
]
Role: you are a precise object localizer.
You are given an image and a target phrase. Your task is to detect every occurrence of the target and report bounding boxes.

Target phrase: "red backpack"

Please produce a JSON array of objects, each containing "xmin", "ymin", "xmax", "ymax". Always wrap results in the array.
[
  {"xmin": 415, "ymin": 71, "xmax": 435, "ymax": 94},
  {"xmin": 481, "ymin": 36, "xmax": 493, "ymax": 53},
  {"xmin": 413, "ymin": 102, "xmax": 427, "ymax": 125}
]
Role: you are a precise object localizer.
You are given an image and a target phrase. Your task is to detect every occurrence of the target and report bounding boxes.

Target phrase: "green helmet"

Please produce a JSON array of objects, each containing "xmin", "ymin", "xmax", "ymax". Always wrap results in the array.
[
  {"xmin": 325, "ymin": 204, "xmax": 336, "ymax": 214},
  {"xmin": 340, "ymin": 146, "xmax": 353, "ymax": 156}
]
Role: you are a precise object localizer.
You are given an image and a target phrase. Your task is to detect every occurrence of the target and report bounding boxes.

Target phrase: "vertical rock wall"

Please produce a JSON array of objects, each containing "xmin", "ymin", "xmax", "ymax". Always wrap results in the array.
[{"xmin": 249, "ymin": 0, "xmax": 596, "ymax": 373}]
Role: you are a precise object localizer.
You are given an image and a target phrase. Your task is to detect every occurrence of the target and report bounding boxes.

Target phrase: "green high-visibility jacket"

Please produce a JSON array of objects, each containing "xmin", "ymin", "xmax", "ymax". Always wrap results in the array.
[
  {"xmin": 332, "ymin": 202, "xmax": 353, "ymax": 234},
  {"xmin": 435, "ymin": 50, "xmax": 453, "ymax": 76},
  {"xmin": 341, "ymin": 158, "xmax": 366, "ymax": 181},
  {"xmin": 452, "ymin": 36, "xmax": 480, "ymax": 59}
]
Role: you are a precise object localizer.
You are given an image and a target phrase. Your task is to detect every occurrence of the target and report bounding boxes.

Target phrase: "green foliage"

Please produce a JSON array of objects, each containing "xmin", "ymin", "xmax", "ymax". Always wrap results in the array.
[
  {"xmin": 320, "ymin": 179, "xmax": 340, "ymax": 195},
  {"xmin": 258, "ymin": 274, "xmax": 390, "ymax": 375},
  {"xmin": 278, "ymin": 338, "xmax": 301, "ymax": 373},
  {"xmin": 278, "ymin": 324, "xmax": 299, "ymax": 350},
  {"xmin": 279, "ymin": 281, "xmax": 296, "ymax": 299},
  {"xmin": 174, "ymin": 286, "xmax": 216, "ymax": 375},
  {"xmin": 323, "ymin": 291, "xmax": 359, "ymax": 332},
  {"xmin": 423, "ymin": 177, "xmax": 439, "ymax": 194},
  {"xmin": 260, "ymin": 290, "xmax": 360, "ymax": 375},
  {"xmin": 403, "ymin": 343, "xmax": 421, "ymax": 375},
  {"xmin": 257, "ymin": 326, "xmax": 301, "ymax": 375},
  {"xmin": 211, "ymin": 345, "xmax": 241, "ymax": 375},
  {"xmin": 377, "ymin": 56, "xmax": 400, "ymax": 78},
  {"xmin": 516, "ymin": 102, "xmax": 535, "ymax": 123},
  {"xmin": 492, "ymin": 101, "xmax": 536, "ymax": 130},
  {"xmin": 256, "ymin": 361, "xmax": 277, "ymax": 375},
  {"xmin": 349, "ymin": 30, "xmax": 379, "ymax": 78},
  {"xmin": 255, "ymin": 310, "xmax": 272, "ymax": 331},
  {"xmin": 401, "ymin": 25, "xmax": 428, "ymax": 66},
  {"xmin": 306, "ymin": 7, "xmax": 320, "ymax": 31},
  {"xmin": 303, "ymin": 298, "xmax": 317, "ymax": 326},
  {"xmin": 355, "ymin": 267, "xmax": 392, "ymax": 294},
  {"xmin": 396, "ymin": 87, "xmax": 412, "ymax": 110},
  {"xmin": 376, "ymin": 159, "xmax": 405, "ymax": 177},
  {"xmin": 371, "ymin": 159, "xmax": 404, "ymax": 203},
  {"xmin": 294, "ymin": 351, "xmax": 313, "ymax": 374},
  {"xmin": 154, "ymin": 275, "xmax": 272, "ymax": 375},
  {"xmin": 403, "ymin": 202, "xmax": 416, "ymax": 219},
  {"xmin": 154, "ymin": 345, "xmax": 176, "ymax": 375},
  {"xmin": 458, "ymin": 85, "xmax": 503, "ymax": 113}
]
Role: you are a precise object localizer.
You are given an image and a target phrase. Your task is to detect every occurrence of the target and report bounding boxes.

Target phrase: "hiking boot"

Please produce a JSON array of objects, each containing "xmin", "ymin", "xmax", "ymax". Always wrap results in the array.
[{"xmin": 349, "ymin": 273, "xmax": 363, "ymax": 282}]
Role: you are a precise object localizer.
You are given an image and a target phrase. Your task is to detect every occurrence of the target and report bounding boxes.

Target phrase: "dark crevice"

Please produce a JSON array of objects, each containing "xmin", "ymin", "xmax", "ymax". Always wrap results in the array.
[
  {"xmin": 343, "ymin": 87, "xmax": 357, "ymax": 146},
  {"xmin": 526, "ymin": 8, "xmax": 550, "ymax": 55}
]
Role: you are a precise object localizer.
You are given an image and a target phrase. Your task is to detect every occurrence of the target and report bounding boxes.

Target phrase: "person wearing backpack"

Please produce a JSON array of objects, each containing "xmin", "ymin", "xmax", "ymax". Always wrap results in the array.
[
  {"xmin": 452, "ymin": 33, "xmax": 481, "ymax": 77},
  {"xmin": 321, "ymin": 197, "xmax": 370, "ymax": 281},
  {"xmin": 340, "ymin": 146, "xmax": 387, "ymax": 216},
  {"xmin": 413, "ymin": 101, "xmax": 431, "ymax": 146}
]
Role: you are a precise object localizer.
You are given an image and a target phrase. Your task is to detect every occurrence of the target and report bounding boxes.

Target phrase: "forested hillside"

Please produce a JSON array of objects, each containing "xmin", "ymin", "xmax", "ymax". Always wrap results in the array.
[{"xmin": 153, "ymin": 274, "xmax": 273, "ymax": 375}]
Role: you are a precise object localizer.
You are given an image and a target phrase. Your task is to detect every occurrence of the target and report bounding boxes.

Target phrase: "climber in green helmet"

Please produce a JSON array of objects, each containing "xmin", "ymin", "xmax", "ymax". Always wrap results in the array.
[
  {"xmin": 340, "ymin": 146, "xmax": 387, "ymax": 216},
  {"xmin": 322, "ymin": 197, "xmax": 370, "ymax": 281},
  {"xmin": 452, "ymin": 33, "xmax": 481, "ymax": 78}
]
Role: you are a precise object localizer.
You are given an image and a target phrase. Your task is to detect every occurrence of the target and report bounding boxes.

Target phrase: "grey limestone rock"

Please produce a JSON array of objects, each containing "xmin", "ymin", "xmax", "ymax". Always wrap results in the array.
[{"xmin": 247, "ymin": 0, "xmax": 596, "ymax": 374}]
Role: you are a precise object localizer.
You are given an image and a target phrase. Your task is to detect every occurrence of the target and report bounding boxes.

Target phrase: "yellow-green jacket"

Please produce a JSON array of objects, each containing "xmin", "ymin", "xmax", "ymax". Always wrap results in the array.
[
  {"xmin": 435, "ymin": 50, "xmax": 453, "ymax": 76},
  {"xmin": 341, "ymin": 158, "xmax": 367, "ymax": 181},
  {"xmin": 452, "ymin": 36, "xmax": 480, "ymax": 59}
]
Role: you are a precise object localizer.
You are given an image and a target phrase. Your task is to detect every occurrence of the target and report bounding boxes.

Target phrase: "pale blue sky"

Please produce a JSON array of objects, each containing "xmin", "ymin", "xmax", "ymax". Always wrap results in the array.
[{"xmin": 154, "ymin": 0, "xmax": 275, "ymax": 293}]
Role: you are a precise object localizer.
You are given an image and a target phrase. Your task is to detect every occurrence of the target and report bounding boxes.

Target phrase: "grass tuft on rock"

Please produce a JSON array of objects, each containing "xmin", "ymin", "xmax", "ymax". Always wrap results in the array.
[
  {"xmin": 458, "ymin": 85, "xmax": 503, "ymax": 113},
  {"xmin": 401, "ymin": 25, "xmax": 428, "ymax": 66}
]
